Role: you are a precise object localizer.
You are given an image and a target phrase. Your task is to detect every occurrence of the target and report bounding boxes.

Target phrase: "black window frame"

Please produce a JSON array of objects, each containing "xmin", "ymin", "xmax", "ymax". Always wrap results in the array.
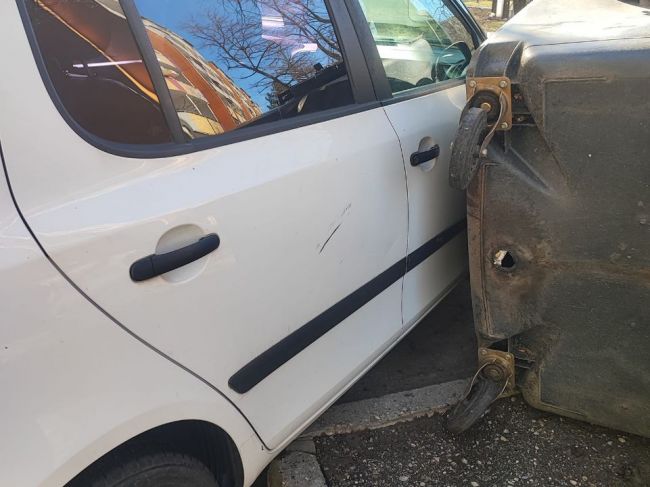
[
  {"xmin": 16, "ymin": 0, "xmax": 380, "ymax": 159},
  {"xmin": 342, "ymin": 0, "xmax": 486, "ymax": 105}
]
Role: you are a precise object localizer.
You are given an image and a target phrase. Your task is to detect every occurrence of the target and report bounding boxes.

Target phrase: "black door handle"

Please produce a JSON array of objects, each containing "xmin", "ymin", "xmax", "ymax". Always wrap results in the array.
[
  {"xmin": 130, "ymin": 233, "xmax": 220, "ymax": 282},
  {"xmin": 410, "ymin": 144, "xmax": 440, "ymax": 166}
]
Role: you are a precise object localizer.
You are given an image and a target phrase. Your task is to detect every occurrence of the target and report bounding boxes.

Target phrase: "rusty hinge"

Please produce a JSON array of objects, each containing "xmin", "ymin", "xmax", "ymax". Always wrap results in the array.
[
  {"xmin": 465, "ymin": 76, "xmax": 513, "ymax": 159},
  {"xmin": 478, "ymin": 347, "xmax": 516, "ymax": 397},
  {"xmin": 466, "ymin": 76, "xmax": 513, "ymax": 131}
]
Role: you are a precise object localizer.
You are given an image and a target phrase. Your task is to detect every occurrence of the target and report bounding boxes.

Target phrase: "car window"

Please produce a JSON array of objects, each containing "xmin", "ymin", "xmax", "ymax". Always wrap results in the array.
[
  {"xmin": 26, "ymin": 0, "xmax": 174, "ymax": 144},
  {"xmin": 132, "ymin": 0, "xmax": 354, "ymax": 140},
  {"xmin": 357, "ymin": 0, "xmax": 475, "ymax": 95}
]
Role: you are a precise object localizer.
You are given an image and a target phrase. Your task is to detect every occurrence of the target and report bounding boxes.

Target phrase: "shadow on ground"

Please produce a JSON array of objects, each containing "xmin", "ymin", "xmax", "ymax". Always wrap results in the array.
[{"xmin": 338, "ymin": 280, "xmax": 477, "ymax": 403}]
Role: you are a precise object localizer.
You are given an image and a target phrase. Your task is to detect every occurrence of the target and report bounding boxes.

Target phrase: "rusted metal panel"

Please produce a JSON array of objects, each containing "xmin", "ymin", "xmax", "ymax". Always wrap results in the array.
[{"xmin": 464, "ymin": 0, "xmax": 650, "ymax": 436}]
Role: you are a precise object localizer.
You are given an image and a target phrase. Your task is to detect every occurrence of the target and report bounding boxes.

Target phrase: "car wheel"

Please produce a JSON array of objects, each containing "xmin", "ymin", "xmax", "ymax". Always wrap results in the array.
[
  {"xmin": 446, "ymin": 375, "xmax": 503, "ymax": 434},
  {"xmin": 70, "ymin": 452, "xmax": 219, "ymax": 487},
  {"xmin": 448, "ymin": 107, "xmax": 488, "ymax": 191}
]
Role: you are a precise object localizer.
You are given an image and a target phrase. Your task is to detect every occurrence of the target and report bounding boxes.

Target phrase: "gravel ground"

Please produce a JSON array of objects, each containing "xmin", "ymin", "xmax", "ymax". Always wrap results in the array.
[{"xmin": 316, "ymin": 396, "xmax": 650, "ymax": 487}]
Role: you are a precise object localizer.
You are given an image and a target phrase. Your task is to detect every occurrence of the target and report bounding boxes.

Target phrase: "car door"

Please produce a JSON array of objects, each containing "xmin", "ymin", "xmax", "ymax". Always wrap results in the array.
[
  {"xmin": 3, "ymin": 0, "xmax": 408, "ymax": 449},
  {"xmin": 350, "ymin": 0, "xmax": 485, "ymax": 326}
]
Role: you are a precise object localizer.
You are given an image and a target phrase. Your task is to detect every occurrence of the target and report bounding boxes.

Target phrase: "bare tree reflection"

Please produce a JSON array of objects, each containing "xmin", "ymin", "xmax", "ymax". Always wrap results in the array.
[{"xmin": 184, "ymin": 0, "xmax": 342, "ymax": 100}]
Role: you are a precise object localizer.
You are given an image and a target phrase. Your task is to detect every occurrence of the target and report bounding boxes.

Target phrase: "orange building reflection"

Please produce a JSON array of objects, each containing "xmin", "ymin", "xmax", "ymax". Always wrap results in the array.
[
  {"xmin": 39, "ymin": 0, "xmax": 262, "ymax": 140},
  {"xmin": 144, "ymin": 19, "xmax": 262, "ymax": 138}
]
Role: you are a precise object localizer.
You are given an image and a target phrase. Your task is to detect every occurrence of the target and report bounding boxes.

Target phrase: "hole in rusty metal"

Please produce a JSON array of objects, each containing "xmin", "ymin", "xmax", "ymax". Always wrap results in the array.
[{"xmin": 494, "ymin": 250, "xmax": 516, "ymax": 269}]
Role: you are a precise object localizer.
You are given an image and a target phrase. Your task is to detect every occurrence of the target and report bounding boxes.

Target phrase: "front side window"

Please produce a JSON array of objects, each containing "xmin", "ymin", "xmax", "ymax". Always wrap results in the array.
[
  {"xmin": 133, "ymin": 0, "xmax": 354, "ymax": 140},
  {"xmin": 26, "ymin": 0, "xmax": 174, "ymax": 144},
  {"xmin": 357, "ymin": 0, "xmax": 475, "ymax": 95}
]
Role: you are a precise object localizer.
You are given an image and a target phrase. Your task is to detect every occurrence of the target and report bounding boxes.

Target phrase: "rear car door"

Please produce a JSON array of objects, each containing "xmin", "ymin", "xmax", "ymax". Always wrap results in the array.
[
  {"xmin": 2, "ymin": 0, "xmax": 408, "ymax": 449},
  {"xmin": 350, "ymin": 0, "xmax": 484, "ymax": 325}
]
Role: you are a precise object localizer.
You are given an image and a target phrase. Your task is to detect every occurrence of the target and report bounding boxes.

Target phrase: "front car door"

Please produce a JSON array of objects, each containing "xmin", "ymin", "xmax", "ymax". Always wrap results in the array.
[
  {"xmin": 349, "ymin": 0, "xmax": 485, "ymax": 326},
  {"xmin": 3, "ymin": 0, "xmax": 408, "ymax": 449}
]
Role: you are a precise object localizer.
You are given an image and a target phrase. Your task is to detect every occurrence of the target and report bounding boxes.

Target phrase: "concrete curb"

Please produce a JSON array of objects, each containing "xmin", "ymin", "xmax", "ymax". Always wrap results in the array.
[
  {"xmin": 268, "ymin": 379, "xmax": 468, "ymax": 486},
  {"xmin": 267, "ymin": 443, "xmax": 327, "ymax": 487},
  {"xmin": 301, "ymin": 379, "xmax": 469, "ymax": 438}
]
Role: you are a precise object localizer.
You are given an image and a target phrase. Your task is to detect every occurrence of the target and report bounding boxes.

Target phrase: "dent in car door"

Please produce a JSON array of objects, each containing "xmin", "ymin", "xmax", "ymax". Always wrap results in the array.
[{"xmin": 4, "ymin": 0, "xmax": 408, "ymax": 449}]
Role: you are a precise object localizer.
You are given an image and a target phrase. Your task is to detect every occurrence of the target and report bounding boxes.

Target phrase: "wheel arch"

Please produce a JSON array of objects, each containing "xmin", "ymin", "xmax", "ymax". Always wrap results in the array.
[{"xmin": 66, "ymin": 419, "xmax": 244, "ymax": 487}]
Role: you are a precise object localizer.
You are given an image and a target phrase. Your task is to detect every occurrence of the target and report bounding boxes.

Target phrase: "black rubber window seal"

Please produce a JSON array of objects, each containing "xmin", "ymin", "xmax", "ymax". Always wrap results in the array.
[{"xmin": 121, "ymin": 0, "xmax": 186, "ymax": 144}]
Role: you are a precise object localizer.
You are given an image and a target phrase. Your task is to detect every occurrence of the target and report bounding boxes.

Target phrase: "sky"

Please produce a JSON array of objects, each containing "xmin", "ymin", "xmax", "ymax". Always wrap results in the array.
[
  {"xmin": 134, "ymin": 0, "xmax": 269, "ymax": 103},
  {"xmin": 133, "ymin": 0, "xmax": 335, "ymax": 109}
]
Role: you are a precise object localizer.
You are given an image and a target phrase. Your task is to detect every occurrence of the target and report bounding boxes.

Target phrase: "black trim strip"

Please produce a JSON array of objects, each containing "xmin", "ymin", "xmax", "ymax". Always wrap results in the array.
[
  {"xmin": 342, "ymin": 0, "xmax": 393, "ymax": 101},
  {"xmin": 121, "ymin": 0, "xmax": 186, "ymax": 144},
  {"xmin": 449, "ymin": 0, "xmax": 487, "ymax": 47},
  {"xmin": 406, "ymin": 219, "xmax": 467, "ymax": 271},
  {"xmin": 326, "ymin": 0, "xmax": 376, "ymax": 104},
  {"xmin": 228, "ymin": 218, "xmax": 467, "ymax": 394}
]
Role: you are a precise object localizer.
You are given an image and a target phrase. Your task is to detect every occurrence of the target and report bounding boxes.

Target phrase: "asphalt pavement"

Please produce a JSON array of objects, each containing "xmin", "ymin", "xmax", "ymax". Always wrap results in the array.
[{"xmin": 316, "ymin": 396, "xmax": 650, "ymax": 487}]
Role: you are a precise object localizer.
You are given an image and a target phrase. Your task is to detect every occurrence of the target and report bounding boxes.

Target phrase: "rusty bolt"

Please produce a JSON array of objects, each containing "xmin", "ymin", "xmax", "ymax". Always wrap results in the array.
[
  {"xmin": 469, "ymin": 80, "xmax": 477, "ymax": 88},
  {"xmin": 483, "ymin": 363, "xmax": 506, "ymax": 381},
  {"xmin": 500, "ymin": 122, "xmax": 509, "ymax": 129},
  {"xmin": 480, "ymin": 102, "xmax": 492, "ymax": 112},
  {"xmin": 481, "ymin": 148, "xmax": 488, "ymax": 157},
  {"xmin": 499, "ymin": 80, "xmax": 508, "ymax": 88}
]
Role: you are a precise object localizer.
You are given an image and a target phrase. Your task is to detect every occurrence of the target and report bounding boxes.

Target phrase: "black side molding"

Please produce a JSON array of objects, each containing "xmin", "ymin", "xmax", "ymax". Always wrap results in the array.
[
  {"xmin": 130, "ymin": 234, "xmax": 220, "ymax": 282},
  {"xmin": 229, "ymin": 219, "xmax": 466, "ymax": 394},
  {"xmin": 229, "ymin": 259, "xmax": 406, "ymax": 394}
]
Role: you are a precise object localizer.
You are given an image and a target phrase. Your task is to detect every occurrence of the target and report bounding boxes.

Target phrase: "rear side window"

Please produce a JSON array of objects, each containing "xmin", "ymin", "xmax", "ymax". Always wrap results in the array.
[
  {"xmin": 132, "ymin": 0, "xmax": 354, "ymax": 140},
  {"xmin": 24, "ymin": 0, "xmax": 355, "ymax": 147},
  {"xmin": 26, "ymin": 0, "xmax": 173, "ymax": 144}
]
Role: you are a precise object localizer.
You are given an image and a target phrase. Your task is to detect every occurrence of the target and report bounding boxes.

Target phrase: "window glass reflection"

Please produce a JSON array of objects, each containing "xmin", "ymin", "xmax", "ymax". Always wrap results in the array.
[
  {"xmin": 27, "ymin": 0, "xmax": 173, "ymax": 144},
  {"xmin": 358, "ymin": 0, "xmax": 474, "ymax": 94},
  {"xmin": 133, "ymin": 0, "xmax": 354, "ymax": 140}
]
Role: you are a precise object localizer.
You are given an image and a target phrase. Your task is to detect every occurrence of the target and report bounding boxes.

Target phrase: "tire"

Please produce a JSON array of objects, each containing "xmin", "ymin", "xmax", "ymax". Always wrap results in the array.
[
  {"xmin": 69, "ymin": 452, "xmax": 219, "ymax": 487},
  {"xmin": 448, "ymin": 107, "xmax": 488, "ymax": 191},
  {"xmin": 446, "ymin": 376, "xmax": 503, "ymax": 434}
]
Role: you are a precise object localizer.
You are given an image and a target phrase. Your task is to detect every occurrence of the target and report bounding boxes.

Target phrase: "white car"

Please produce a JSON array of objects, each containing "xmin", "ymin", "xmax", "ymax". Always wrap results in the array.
[{"xmin": 0, "ymin": 0, "xmax": 483, "ymax": 485}]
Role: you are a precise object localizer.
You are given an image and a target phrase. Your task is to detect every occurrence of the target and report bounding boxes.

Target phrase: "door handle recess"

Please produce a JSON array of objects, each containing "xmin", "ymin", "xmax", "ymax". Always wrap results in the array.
[
  {"xmin": 410, "ymin": 144, "xmax": 440, "ymax": 166},
  {"xmin": 130, "ymin": 233, "xmax": 220, "ymax": 282}
]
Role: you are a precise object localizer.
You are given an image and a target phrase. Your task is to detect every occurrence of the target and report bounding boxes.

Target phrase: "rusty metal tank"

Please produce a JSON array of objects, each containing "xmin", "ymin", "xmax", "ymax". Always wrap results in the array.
[{"xmin": 456, "ymin": 0, "xmax": 650, "ymax": 436}]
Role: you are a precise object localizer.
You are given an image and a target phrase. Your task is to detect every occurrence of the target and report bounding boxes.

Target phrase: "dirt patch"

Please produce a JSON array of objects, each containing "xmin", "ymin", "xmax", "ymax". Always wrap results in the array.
[
  {"xmin": 316, "ymin": 396, "xmax": 650, "ymax": 486},
  {"xmin": 467, "ymin": 6, "xmax": 508, "ymax": 32}
]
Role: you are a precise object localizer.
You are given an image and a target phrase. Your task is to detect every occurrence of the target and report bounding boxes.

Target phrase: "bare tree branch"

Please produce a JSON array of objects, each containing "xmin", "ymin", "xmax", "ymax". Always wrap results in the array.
[{"xmin": 183, "ymin": 0, "xmax": 341, "ymax": 98}]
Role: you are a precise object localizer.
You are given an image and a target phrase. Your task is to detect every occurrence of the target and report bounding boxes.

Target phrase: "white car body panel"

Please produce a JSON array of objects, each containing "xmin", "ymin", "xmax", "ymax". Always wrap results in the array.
[
  {"xmin": 0, "ymin": 0, "xmax": 410, "ymax": 450},
  {"xmin": 382, "ymin": 84, "xmax": 469, "ymax": 326},
  {"xmin": 0, "ymin": 0, "xmax": 476, "ymax": 483},
  {"xmin": 0, "ymin": 174, "xmax": 270, "ymax": 487}
]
